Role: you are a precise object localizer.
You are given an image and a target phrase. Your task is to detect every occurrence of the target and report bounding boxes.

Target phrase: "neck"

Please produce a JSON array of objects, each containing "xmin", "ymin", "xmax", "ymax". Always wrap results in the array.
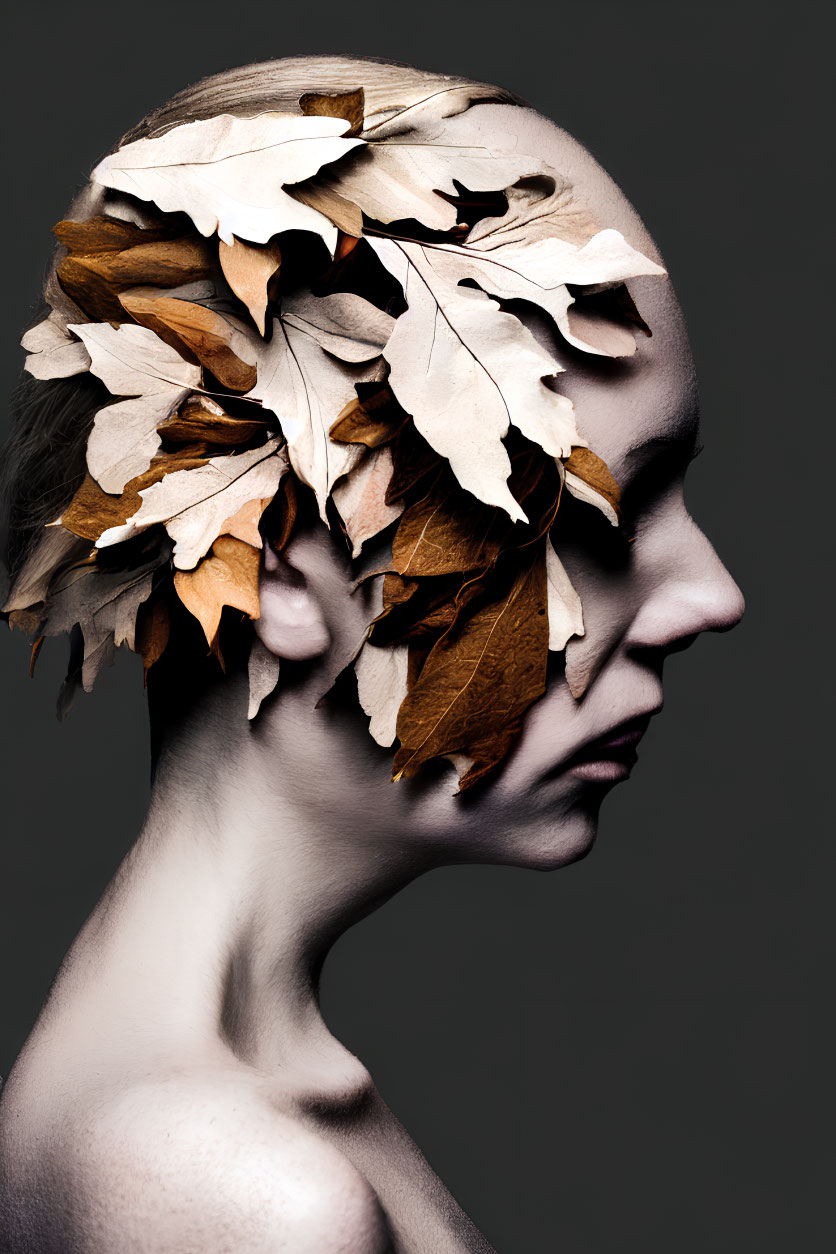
[{"xmin": 59, "ymin": 673, "xmax": 432, "ymax": 1076}]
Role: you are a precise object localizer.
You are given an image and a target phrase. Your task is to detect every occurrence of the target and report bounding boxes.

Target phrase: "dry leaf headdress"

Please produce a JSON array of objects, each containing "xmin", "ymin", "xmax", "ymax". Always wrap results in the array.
[{"xmin": 3, "ymin": 70, "xmax": 665, "ymax": 789}]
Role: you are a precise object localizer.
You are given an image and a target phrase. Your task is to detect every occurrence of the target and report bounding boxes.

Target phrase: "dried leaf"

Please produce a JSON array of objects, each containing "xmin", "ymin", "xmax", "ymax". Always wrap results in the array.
[
  {"xmin": 393, "ymin": 546, "xmax": 548, "ymax": 788},
  {"xmin": 95, "ymin": 440, "xmax": 287, "ymax": 569},
  {"xmin": 370, "ymin": 238, "xmax": 582, "ymax": 520},
  {"xmin": 44, "ymin": 547, "xmax": 167, "ymax": 690},
  {"xmin": 281, "ymin": 291, "xmax": 394, "ymax": 361},
  {"xmin": 174, "ymin": 534, "xmax": 261, "ymax": 645},
  {"xmin": 546, "ymin": 536, "xmax": 584, "ymax": 651},
  {"xmin": 218, "ymin": 237, "xmax": 282, "ymax": 335},
  {"xmin": 29, "ymin": 635, "xmax": 45, "ymax": 677},
  {"xmin": 354, "ymin": 640, "xmax": 409, "ymax": 746},
  {"xmin": 300, "ymin": 88, "xmax": 366, "ymax": 137},
  {"xmin": 92, "ymin": 113, "xmax": 365, "ymax": 250},
  {"xmin": 157, "ymin": 394, "xmax": 268, "ymax": 447},
  {"xmin": 54, "ymin": 216, "xmax": 216, "ymax": 323},
  {"xmin": 21, "ymin": 311, "xmax": 90, "ymax": 380},
  {"xmin": 249, "ymin": 292, "xmax": 391, "ymax": 516},
  {"xmin": 69, "ymin": 322, "xmax": 202, "ymax": 493},
  {"xmin": 329, "ymin": 385, "xmax": 409, "ymax": 448},
  {"xmin": 3, "ymin": 526, "xmax": 91, "ymax": 612},
  {"xmin": 119, "ymin": 293, "xmax": 257, "ymax": 392},
  {"xmin": 218, "ymin": 497, "xmax": 270, "ymax": 548},
  {"xmin": 305, "ymin": 141, "xmax": 537, "ymax": 234},
  {"xmin": 247, "ymin": 635, "xmax": 280, "ymax": 719},
  {"xmin": 135, "ymin": 595, "xmax": 170, "ymax": 670},
  {"xmin": 332, "ymin": 445, "xmax": 404, "ymax": 557},
  {"xmin": 62, "ymin": 448, "xmax": 210, "ymax": 543},
  {"xmin": 563, "ymin": 446, "xmax": 620, "ymax": 525}
]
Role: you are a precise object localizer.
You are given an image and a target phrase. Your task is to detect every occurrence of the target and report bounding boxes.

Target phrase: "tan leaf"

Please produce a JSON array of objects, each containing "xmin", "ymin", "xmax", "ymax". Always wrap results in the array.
[
  {"xmin": 218, "ymin": 497, "xmax": 270, "ymax": 548},
  {"xmin": 300, "ymin": 88, "xmax": 366, "ymax": 137},
  {"xmin": 393, "ymin": 546, "xmax": 548, "ymax": 788},
  {"xmin": 119, "ymin": 293, "xmax": 258, "ymax": 392},
  {"xmin": 563, "ymin": 446, "xmax": 620, "ymax": 524},
  {"xmin": 218, "ymin": 237, "xmax": 282, "ymax": 335},
  {"xmin": 174, "ymin": 535, "xmax": 261, "ymax": 645}
]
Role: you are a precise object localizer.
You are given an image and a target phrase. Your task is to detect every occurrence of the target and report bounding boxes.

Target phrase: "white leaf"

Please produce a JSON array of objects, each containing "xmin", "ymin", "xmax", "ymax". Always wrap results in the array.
[
  {"xmin": 332, "ymin": 445, "xmax": 404, "ymax": 558},
  {"xmin": 546, "ymin": 536, "xmax": 584, "ymax": 652},
  {"xmin": 370, "ymin": 237, "xmax": 584, "ymax": 521},
  {"xmin": 248, "ymin": 296, "xmax": 388, "ymax": 517},
  {"xmin": 314, "ymin": 141, "xmax": 538, "ymax": 232},
  {"xmin": 281, "ymin": 291, "xmax": 394, "ymax": 361},
  {"xmin": 247, "ymin": 635, "xmax": 281, "ymax": 720},
  {"xmin": 96, "ymin": 440, "xmax": 287, "ymax": 570},
  {"xmin": 22, "ymin": 311, "xmax": 91, "ymax": 380},
  {"xmin": 92, "ymin": 112, "xmax": 364, "ymax": 250},
  {"xmin": 69, "ymin": 322, "xmax": 201, "ymax": 493},
  {"xmin": 354, "ymin": 640, "xmax": 409, "ymax": 747}
]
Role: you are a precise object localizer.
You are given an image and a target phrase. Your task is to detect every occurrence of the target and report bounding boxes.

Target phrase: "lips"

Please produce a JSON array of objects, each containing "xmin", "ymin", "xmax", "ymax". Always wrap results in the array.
[{"xmin": 565, "ymin": 713, "xmax": 655, "ymax": 783}]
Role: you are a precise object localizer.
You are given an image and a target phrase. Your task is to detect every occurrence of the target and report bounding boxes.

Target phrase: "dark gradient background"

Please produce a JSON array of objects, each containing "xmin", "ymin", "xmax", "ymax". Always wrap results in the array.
[{"xmin": 1, "ymin": 3, "xmax": 832, "ymax": 1250}]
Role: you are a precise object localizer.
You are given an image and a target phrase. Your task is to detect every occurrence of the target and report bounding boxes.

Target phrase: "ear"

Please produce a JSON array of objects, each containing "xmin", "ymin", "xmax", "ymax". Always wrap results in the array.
[{"xmin": 254, "ymin": 539, "xmax": 332, "ymax": 661}]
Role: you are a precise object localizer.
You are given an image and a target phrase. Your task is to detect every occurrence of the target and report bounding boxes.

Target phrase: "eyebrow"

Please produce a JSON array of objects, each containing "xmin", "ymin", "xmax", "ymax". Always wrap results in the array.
[{"xmin": 623, "ymin": 429, "xmax": 702, "ymax": 466}]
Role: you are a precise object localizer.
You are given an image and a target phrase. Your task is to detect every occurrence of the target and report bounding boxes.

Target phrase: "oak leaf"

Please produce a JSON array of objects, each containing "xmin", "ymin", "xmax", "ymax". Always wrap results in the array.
[
  {"xmin": 174, "ymin": 535, "xmax": 261, "ymax": 645},
  {"xmin": 69, "ymin": 322, "xmax": 202, "ymax": 493},
  {"xmin": 393, "ymin": 545, "xmax": 548, "ymax": 788},
  {"xmin": 21, "ymin": 311, "xmax": 90, "ymax": 380},
  {"xmin": 95, "ymin": 439, "xmax": 287, "ymax": 569},
  {"xmin": 91, "ymin": 113, "xmax": 365, "ymax": 251},
  {"xmin": 332, "ymin": 445, "xmax": 404, "ymax": 558},
  {"xmin": 370, "ymin": 237, "xmax": 582, "ymax": 520}
]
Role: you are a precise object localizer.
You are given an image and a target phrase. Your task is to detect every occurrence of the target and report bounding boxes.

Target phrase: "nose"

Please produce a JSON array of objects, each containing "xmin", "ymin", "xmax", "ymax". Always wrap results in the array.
[{"xmin": 623, "ymin": 518, "xmax": 745, "ymax": 653}]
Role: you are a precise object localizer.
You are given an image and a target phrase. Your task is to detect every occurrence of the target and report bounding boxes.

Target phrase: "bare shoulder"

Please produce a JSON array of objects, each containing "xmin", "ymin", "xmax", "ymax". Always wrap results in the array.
[{"xmin": 2, "ymin": 1065, "xmax": 391, "ymax": 1253}]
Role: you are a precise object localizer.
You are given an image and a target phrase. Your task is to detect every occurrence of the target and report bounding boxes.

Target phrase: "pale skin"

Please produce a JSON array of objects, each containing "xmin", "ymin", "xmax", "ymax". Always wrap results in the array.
[{"xmin": 0, "ymin": 108, "xmax": 744, "ymax": 1252}]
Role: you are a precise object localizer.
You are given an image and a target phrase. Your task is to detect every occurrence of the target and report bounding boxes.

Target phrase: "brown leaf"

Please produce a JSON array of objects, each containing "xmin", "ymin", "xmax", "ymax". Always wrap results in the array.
[
  {"xmin": 173, "ymin": 535, "xmax": 261, "ymax": 646},
  {"xmin": 119, "ymin": 293, "xmax": 257, "ymax": 392},
  {"xmin": 218, "ymin": 497, "xmax": 270, "ymax": 548},
  {"xmin": 218, "ymin": 237, "xmax": 282, "ymax": 335},
  {"xmin": 54, "ymin": 216, "xmax": 215, "ymax": 323},
  {"xmin": 393, "ymin": 545, "xmax": 548, "ymax": 789},
  {"xmin": 62, "ymin": 448, "xmax": 210, "ymax": 542},
  {"xmin": 300, "ymin": 88, "xmax": 365, "ymax": 137},
  {"xmin": 157, "ymin": 395, "xmax": 268, "ymax": 447},
  {"xmin": 329, "ymin": 385, "xmax": 409, "ymax": 448},
  {"xmin": 261, "ymin": 474, "xmax": 298, "ymax": 553},
  {"xmin": 563, "ymin": 447, "xmax": 621, "ymax": 517},
  {"xmin": 135, "ymin": 596, "xmax": 170, "ymax": 671}
]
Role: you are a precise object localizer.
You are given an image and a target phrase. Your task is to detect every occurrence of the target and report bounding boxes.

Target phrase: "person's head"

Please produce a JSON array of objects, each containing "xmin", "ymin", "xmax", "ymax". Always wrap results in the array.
[{"xmin": 1, "ymin": 56, "xmax": 743, "ymax": 873}]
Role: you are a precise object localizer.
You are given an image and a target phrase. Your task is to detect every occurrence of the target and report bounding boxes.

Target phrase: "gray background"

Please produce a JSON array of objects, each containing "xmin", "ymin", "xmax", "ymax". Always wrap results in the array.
[{"xmin": 1, "ymin": 2, "xmax": 832, "ymax": 1250}]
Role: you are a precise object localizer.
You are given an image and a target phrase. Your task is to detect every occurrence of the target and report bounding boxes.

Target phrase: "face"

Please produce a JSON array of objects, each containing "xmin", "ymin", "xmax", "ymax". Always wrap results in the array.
[{"xmin": 258, "ymin": 109, "xmax": 744, "ymax": 870}]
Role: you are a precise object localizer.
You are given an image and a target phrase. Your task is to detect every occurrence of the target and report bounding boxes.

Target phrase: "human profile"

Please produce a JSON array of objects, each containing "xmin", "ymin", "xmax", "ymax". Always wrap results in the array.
[{"xmin": 0, "ymin": 54, "xmax": 744, "ymax": 1252}]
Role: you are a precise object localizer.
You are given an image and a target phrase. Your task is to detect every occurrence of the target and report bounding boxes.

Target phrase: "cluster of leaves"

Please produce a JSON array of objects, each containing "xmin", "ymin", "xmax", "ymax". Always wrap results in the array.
[{"xmin": 4, "ymin": 84, "xmax": 661, "ymax": 786}]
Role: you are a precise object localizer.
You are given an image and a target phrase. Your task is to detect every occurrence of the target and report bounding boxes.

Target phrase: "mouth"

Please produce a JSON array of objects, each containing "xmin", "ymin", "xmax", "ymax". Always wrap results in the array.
[{"xmin": 563, "ymin": 712, "xmax": 657, "ymax": 783}]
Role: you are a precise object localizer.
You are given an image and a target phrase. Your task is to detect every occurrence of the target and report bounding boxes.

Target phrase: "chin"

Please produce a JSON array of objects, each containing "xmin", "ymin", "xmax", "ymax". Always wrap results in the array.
[{"xmin": 461, "ymin": 796, "xmax": 602, "ymax": 871}]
